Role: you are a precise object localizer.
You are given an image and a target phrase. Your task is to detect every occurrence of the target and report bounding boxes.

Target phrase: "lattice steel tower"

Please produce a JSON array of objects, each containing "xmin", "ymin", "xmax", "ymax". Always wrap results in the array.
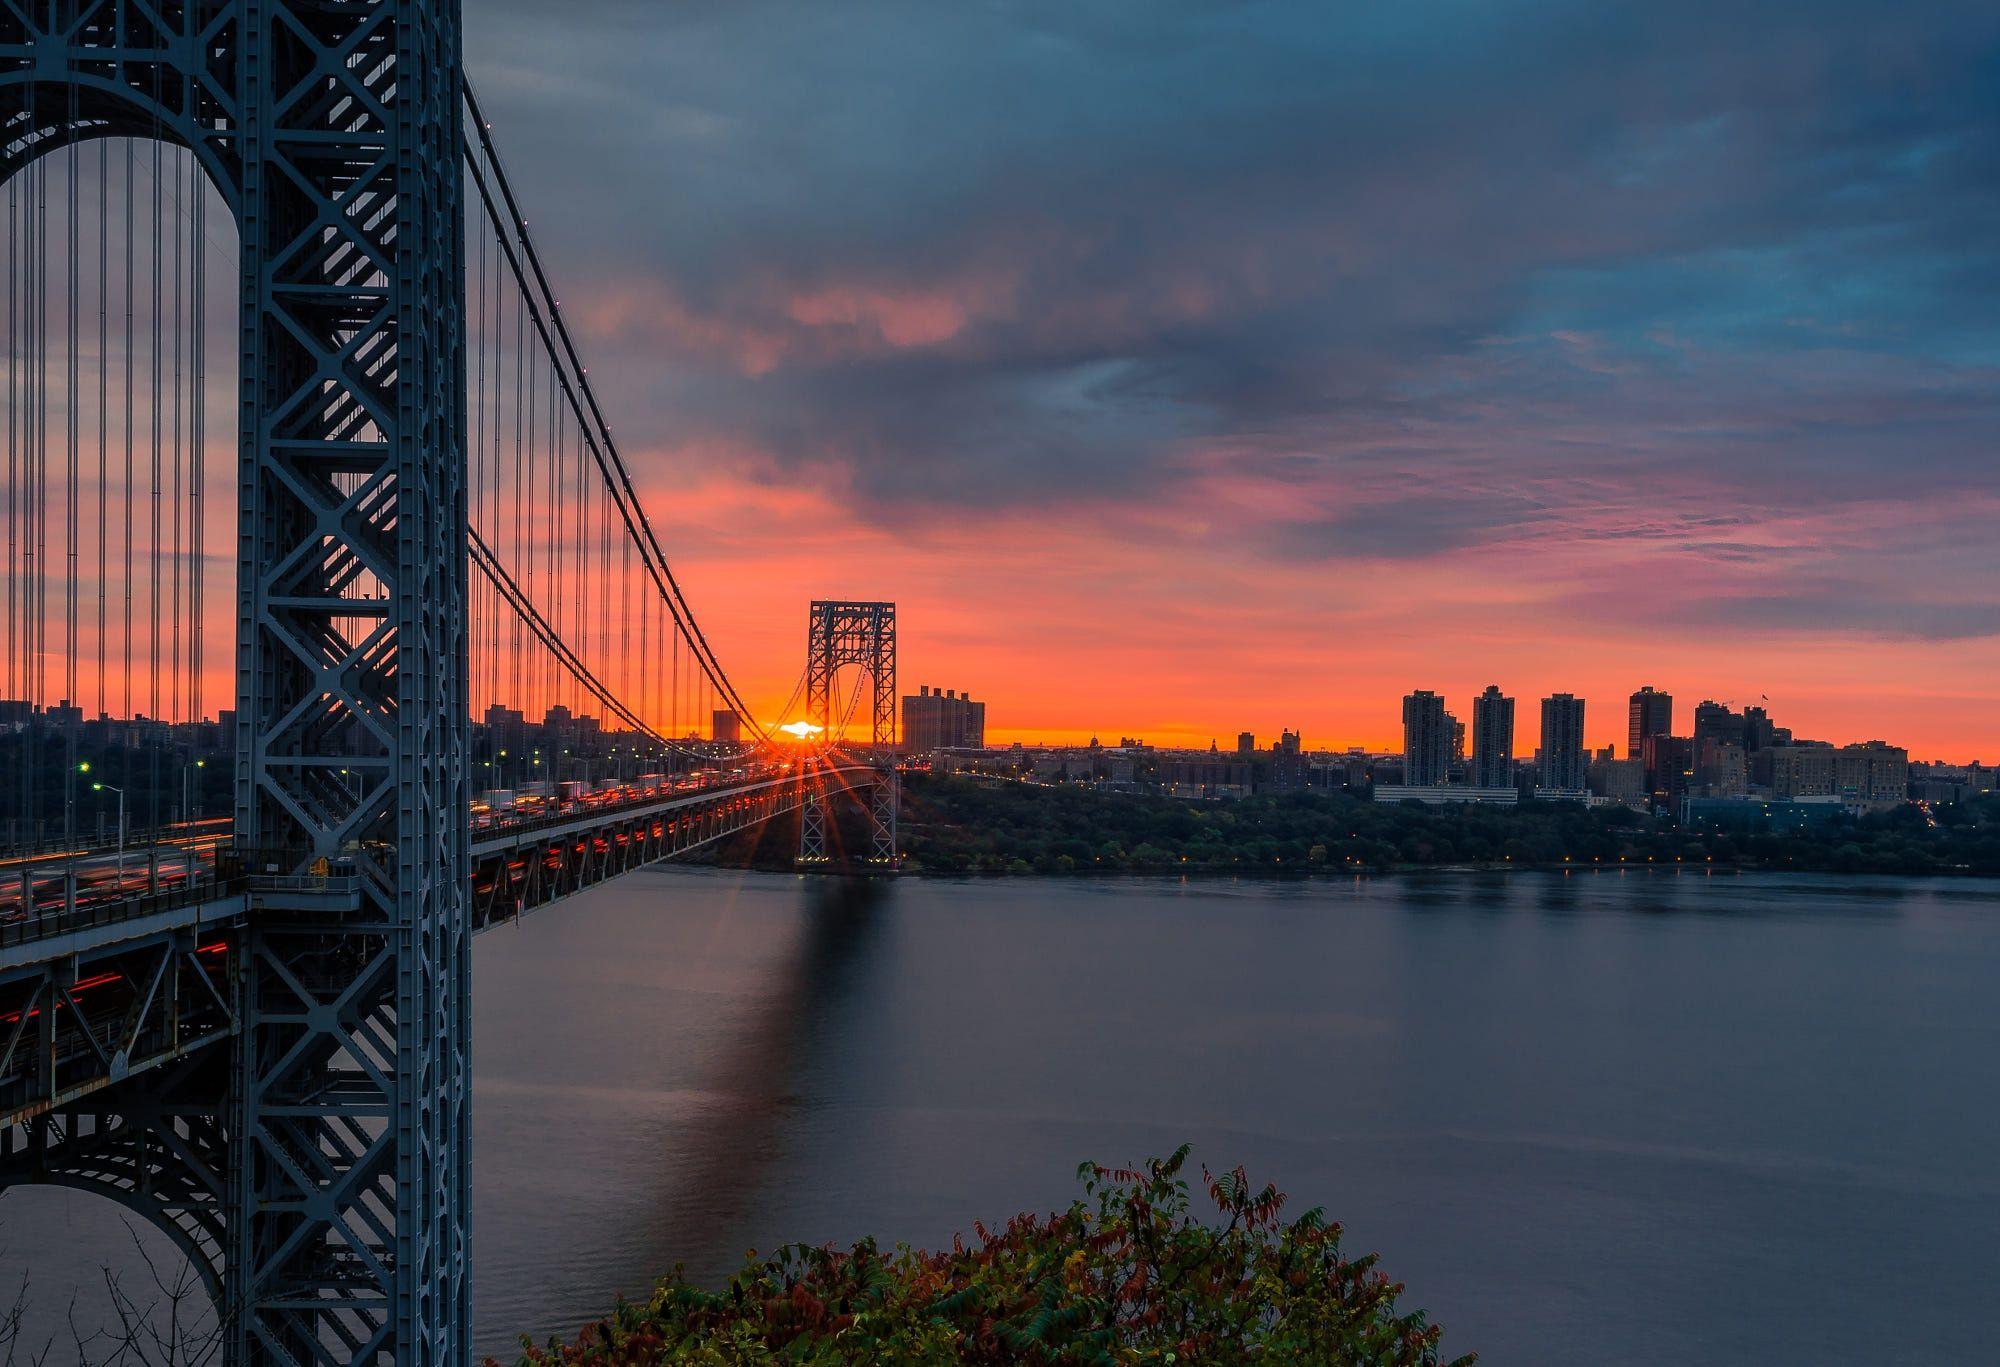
[
  {"xmin": 2, "ymin": 1, "xmax": 470, "ymax": 1359},
  {"xmin": 799, "ymin": 600, "xmax": 898, "ymax": 865}
]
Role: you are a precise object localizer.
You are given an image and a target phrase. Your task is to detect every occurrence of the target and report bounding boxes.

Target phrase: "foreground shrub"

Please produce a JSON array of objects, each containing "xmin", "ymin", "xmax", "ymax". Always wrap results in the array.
[{"xmin": 502, "ymin": 1146, "xmax": 1472, "ymax": 1365}]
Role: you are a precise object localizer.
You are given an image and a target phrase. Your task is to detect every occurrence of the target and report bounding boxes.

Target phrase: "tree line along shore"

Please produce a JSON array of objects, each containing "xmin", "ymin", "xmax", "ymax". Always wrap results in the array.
[{"xmin": 885, "ymin": 775, "xmax": 2000, "ymax": 878}]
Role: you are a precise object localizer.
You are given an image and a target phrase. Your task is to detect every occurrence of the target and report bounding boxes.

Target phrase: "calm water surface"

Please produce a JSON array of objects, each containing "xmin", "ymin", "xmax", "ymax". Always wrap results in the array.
[{"xmin": 8, "ymin": 869, "xmax": 1998, "ymax": 1363}]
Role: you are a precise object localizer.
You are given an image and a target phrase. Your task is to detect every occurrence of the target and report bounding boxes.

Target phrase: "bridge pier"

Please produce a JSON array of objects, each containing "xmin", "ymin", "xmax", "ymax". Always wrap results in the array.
[
  {"xmin": 798, "ymin": 762, "xmax": 901, "ymax": 872},
  {"xmin": 797, "ymin": 602, "xmax": 900, "ymax": 869}
]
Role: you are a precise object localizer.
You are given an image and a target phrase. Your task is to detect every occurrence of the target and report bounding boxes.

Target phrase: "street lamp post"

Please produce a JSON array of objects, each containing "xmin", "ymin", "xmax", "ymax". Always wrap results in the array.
[
  {"xmin": 92, "ymin": 781, "xmax": 126, "ymax": 881},
  {"xmin": 182, "ymin": 757, "xmax": 206, "ymax": 827}
]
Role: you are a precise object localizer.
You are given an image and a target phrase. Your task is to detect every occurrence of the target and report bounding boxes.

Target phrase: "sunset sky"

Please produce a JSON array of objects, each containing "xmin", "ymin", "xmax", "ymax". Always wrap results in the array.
[{"xmin": 465, "ymin": 0, "xmax": 2000, "ymax": 759}]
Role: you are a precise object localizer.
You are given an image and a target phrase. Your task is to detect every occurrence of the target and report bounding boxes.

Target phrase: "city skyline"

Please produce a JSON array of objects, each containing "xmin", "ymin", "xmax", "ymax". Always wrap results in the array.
[{"xmin": 0, "ymin": 679, "xmax": 1978, "ymax": 764}]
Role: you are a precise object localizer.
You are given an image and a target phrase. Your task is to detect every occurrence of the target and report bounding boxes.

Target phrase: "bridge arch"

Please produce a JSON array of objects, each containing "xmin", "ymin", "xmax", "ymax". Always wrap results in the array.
[
  {"xmin": 0, "ymin": 1086, "xmax": 231, "ymax": 1312},
  {"xmin": 0, "ymin": 4, "xmax": 244, "ymax": 207}
]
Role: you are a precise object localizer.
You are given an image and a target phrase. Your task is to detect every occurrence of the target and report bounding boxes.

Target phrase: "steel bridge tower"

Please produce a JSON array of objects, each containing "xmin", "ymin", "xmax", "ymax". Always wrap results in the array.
[
  {"xmin": 799, "ymin": 600, "xmax": 898, "ymax": 866},
  {"xmin": 2, "ymin": 1, "xmax": 470, "ymax": 1360}
]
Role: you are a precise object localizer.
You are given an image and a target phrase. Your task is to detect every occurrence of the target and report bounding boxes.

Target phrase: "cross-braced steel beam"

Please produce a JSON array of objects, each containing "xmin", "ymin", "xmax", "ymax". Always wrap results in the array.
[{"xmin": 1, "ymin": 2, "xmax": 470, "ymax": 1359}]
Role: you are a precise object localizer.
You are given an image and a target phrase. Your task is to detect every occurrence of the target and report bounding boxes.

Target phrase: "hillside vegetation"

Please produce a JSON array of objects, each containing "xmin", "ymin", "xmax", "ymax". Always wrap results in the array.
[{"xmin": 498, "ymin": 1149, "xmax": 1471, "ymax": 1366}]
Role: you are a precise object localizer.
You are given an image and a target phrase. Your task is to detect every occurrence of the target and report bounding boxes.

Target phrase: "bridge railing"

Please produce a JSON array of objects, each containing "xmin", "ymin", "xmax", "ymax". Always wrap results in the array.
[
  {"xmin": 0, "ymin": 817, "xmax": 233, "ymax": 864},
  {"xmin": 0, "ymin": 872, "xmax": 244, "ymax": 951}
]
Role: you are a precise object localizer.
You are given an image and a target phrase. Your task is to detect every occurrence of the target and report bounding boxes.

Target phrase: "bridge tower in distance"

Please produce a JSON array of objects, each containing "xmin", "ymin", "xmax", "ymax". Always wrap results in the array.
[
  {"xmin": 799, "ymin": 601, "xmax": 899, "ymax": 865},
  {"xmin": 1, "ymin": 1, "xmax": 470, "ymax": 1360}
]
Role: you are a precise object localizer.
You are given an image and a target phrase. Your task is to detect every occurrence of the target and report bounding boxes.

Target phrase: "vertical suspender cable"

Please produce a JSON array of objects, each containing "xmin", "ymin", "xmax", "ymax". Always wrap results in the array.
[
  {"xmin": 65, "ymin": 142, "xmax": 81, "ymax": 838},
  {"xmin": 121, "ymin": 138, "xmax": 134, "ymax": 802},
  {"xmin": 31, "ymin": 152, "xmax": 47, "ymax": 836},
  {"xmin": 512, "ymin": 281, "xmax": 525, "ymax": 723},
  {"xmin": 171, "ymin": 145, "xmax": 183, "ymax": 739},
  {"xmin": 473, "ymin": 205, "xmax": 486, "ymax": 724},
  {"xmin": 149, "ymin": 135, "xmax": 163, "ymax": 830},
  {"xmin": 4, "ymin": 147, "xmax": 17, "ymax": 840},
  {"xmin": 488, "ymin": 225, "xmax": 503, "ymax": 730},
  {"xmin": 97, "ymin": 141, "xmax": 108, "ymax": 734},
  {"xmin": 4, "ymin": 154, "xmax": 15, "ymax": 742},
  {"xmin": 191, "ymin": 156, "xmax": 207, "ymax": 763}
]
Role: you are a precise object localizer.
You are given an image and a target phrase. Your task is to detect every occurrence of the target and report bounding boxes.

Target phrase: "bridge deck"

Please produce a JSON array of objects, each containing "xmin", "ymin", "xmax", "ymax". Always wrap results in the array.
[
  {"xmin": 0, "ymin": 763, "xmax": 883, "ymax": 1130},
  {"xmin": 0, "ymin": 770, "xmax": 810, "ymax": 955}
]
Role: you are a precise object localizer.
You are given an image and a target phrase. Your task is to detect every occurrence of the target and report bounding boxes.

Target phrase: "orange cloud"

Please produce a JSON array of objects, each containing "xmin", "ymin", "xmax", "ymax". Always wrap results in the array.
[
  {"xmin": 640, "ymin": 470, "xmax": 2000, "ymax": 761},
  {"xmin": 785, "ymin": 284, "xmax": 983, "ymax": 348}
]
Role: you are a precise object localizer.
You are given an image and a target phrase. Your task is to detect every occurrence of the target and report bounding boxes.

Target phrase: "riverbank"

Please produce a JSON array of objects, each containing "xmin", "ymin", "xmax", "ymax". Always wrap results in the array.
[
  {"xmin": 697, "ymin": 775, "xmax": 1999, "ymax": 877},
  {"xmin": 890, "ymin": 775, "xmax": 2000, "ymax": 878}
]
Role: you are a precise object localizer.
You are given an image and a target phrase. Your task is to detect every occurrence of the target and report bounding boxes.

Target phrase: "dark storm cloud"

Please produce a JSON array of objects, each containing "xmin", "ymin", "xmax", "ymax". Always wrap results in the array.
[{"xmin": 464, "ymin": 0, "xmax": 2000, "ymax": 521}]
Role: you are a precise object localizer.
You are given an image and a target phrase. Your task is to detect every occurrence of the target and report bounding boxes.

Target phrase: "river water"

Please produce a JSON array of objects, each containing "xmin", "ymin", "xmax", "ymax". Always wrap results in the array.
[{"xmin": 7, "ymin": 868, "xmax": 1999, "ymax": 1363}]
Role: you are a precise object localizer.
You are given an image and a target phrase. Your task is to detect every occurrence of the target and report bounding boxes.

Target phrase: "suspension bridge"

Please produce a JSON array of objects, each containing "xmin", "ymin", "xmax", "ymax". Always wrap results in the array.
[{"xmin": 0, "ymin": 3, "xmax": 901, "ymax": 1359}]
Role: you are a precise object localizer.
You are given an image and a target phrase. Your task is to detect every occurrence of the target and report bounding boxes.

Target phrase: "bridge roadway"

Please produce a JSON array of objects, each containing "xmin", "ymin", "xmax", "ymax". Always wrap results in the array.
[{"xmin": 0, "ymin": 761, "xmax": 880, "ymax": 1133}]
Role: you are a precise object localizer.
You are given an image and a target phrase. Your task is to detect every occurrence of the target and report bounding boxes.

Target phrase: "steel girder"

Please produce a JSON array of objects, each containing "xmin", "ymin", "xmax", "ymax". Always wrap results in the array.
[
  {"xmin": 469, "ymin": 776, "xmax": 823, "ymax": 929},
  {"xmin": 1, "ymin": 2, "xmax": 470, "ymax": 1360},
  {"xmin": 0, "ymin": 923, "xmax": 237, "ymax": 1128},
  {"xmin": 0, "ymin": 1052, "xmax": 234, "ymax": 1306},
  {"xmin": 799, "ymin": 602, "xmax": 899, "ymax": 866}
]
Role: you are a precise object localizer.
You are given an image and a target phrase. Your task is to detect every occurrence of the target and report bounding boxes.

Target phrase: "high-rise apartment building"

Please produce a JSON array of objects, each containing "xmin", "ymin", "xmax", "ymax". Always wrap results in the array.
[
  {"xmin": 1402, "ymin": 690, "xmax": 1451, "ymax": 787},
  {"xmin": 1837, "ymin": 741, "xmax": 1909, "ymax": 809},
  {"xmin": 712, "ymin": 709, "xmax": 742, "ymax": 744},
  {"xmin": 1643, "ymin": 734, "xmax": 1693, "ymax": 804},
  {"xmin": 1692, "ymin": 700, "xmax": 1746, "ymax": 756},
  {"xmin": 901, "ymin": 686, "xmax": 987, "ymax": 754},
  {"xmin": 1539, "ymin": 693, "xmax": 1588, "ymax": 793},
  {"xmin": 1629, "ymin": 686, "xmax": 1673, "ymax": 765},
  {"xmin": 1742, "ymin": 705, "xmax": 1786, "ymax": 752},
  {"xmin": 1237, "ymin": 731, "xmax": 1256, "ymax": 756},
  {"xmin": 1470, "ymin": 685, "xmax": 1515, "ymax": 789}
]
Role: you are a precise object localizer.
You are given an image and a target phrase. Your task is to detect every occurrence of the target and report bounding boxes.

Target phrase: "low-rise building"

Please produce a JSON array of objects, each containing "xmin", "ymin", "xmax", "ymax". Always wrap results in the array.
[
  {"xmin": 1589, "ymin": 755, "xmax": 1648, "ymax": 807},
  {"xmin": 1159, "ymin": 757, "xmax": 1252, "ymax": 799},
  {"xmin": 1374, "ymin": 784, "xmax": 1519, "ymax": 807},
  {"xmin": 1685, "ymin": 796, "xmax": 1846, "ymax": 832}
]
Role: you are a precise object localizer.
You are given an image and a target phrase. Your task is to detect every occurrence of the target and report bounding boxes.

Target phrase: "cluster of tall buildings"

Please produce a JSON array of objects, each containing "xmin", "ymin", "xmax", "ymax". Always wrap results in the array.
[
  {"xmin": 1393, "ymin": 684, "xmax": 1918, "ymax": 815},
  {"xmin": 1400, "ymin": 687, "xmax": 1589, "ymax": 797},
  {"xmin": 883, "ymin": 676, "xmax": 1985, "ymax": 819}
]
